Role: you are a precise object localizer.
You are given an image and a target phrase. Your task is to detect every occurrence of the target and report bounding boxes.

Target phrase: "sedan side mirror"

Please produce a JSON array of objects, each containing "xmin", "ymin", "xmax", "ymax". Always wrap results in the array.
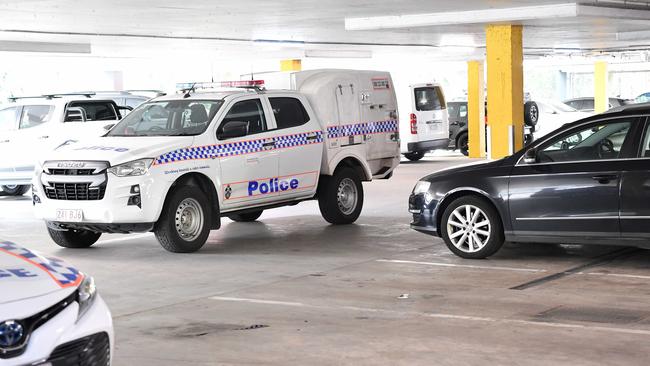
[
  {"xmin": 523, "ymin": 148, "xmax": 537, "ymax": 164},
  {"xmin": 218, "ymin": 121, "xmax": 249, "ymax": 140}
]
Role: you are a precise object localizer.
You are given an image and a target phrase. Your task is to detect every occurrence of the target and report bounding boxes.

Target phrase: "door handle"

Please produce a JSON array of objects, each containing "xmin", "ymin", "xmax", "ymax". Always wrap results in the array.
[
  {"xmin": 592, "ymin": 174, "xmax": 618, "ymax": 184},
  {"xmin": 39, "ymin": 135, "xmax": 49, "ymax": 139},
  {"xmin": 246, "ymin": 157, "xmax": 259, "ymax": 164},
  {"xmin": 262, "ymin": 141, "xmax": 275, "ymax": 148}
]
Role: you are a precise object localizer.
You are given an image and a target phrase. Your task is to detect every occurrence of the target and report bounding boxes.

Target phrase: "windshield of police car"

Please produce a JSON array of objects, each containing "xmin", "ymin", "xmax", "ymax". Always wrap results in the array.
[{"xmin": 107, "ymin": 100, "xmax": 223, "ymax": 136}]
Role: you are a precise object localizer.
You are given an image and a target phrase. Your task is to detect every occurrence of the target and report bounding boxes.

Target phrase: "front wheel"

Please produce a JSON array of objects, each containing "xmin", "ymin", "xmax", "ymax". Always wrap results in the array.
[
  {"xmin": 1, "ymin": 185, "xmax": 30, "ymax": 196},
  {"xmin": 440, "ymin": 196, "xmax": 504, "ymax": 259},
  {"xmin": 228, "ymin": 210, "xmax": 263, "ymax": 222},
  {"xmin": 404, "ymin": 152, "xmax": 424, "ymax": 161},
  {"xmin": 47, "ymin": 226, "xmax": 101, "ymax": 248},
  {"xmin": 318, "ymin": 168, "xmax": 364, "ymax": 225},
  {"xmin": 457, "ymin": 133, "xmax": 469, "ymax": 156},
  {"xmin": 154, "ymin": 186, "xmax": 212, "ymax": 253}
]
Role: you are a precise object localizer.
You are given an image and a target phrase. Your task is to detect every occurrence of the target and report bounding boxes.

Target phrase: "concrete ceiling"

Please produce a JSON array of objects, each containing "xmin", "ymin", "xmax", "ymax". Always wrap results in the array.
[{"xmin": 1, "ymin": 0, "xmax": 650, "ymax": 58}]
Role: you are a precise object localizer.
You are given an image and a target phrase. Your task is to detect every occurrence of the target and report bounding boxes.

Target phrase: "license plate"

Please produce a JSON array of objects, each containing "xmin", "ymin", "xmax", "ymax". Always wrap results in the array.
[{"xmin": 55, "ymin": 209, "xmax": 83, "ymax": 222}]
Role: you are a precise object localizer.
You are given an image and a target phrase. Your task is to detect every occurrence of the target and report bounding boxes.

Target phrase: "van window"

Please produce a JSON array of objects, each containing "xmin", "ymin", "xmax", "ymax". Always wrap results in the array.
[
  {"xmin": 269, "ymin": 97, "xmax": 310, "ymax": 130},
  {"xmin": 414, "ymin": 87, "xmax": 445, "ymax": 111},
  {"xmin": 19, "ymin": 105, "xmax": 54, "ymax": 129},
  {"xmin": 66, "ymin": 101, "xmax": 118, "ymax": 122},
  {"xmin": 218, "ymin": 99, "xmax": 267, "ymax": 136},
  {"xmin": 0, "ymin": 107, "xmax": 18, "ymax": 131}
]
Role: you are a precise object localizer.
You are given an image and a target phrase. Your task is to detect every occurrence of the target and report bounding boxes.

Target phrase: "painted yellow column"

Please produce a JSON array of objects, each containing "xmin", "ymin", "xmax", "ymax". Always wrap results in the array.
[
  {"xmin": 486, "ymin": 24, "xmax": 524, "ymax": 159},
  {"xmin": 467, "ymin": 61, "xmax": 486, "ymax": 158},
  {"xmin": 594, "ymin": 61, "xmax": 608, "ymax": 113},
  {"xmin": 280, "ymin": 59, "xmax": 302, "ymax": 71}
]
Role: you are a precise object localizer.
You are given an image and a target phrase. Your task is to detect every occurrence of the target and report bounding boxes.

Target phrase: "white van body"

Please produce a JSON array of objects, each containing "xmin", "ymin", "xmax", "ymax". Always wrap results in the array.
[
  {"xmin": 33, "ymin": 69, "xmax": 400, "ymax": 253},
  {"xmin": 399, "ymin": 83, "xmax": 450, "ymax": 161}
]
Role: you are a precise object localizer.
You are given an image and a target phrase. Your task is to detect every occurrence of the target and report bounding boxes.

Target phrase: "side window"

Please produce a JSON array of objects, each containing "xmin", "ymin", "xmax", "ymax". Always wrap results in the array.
[
  {"xmin": 640, "ymin": 123, "xmax": 650, "ymax": 158},
  {"xmin": 19, "ymin": 105, "xmax": 54, "ymax": 129},
  {"xmin": 447, "ymin": 103, "xmax": 459, "ymax": 118},
  {"xmin": 0, "ymin": 107, "xmax": 18, "ymax": 132},
  {"xmin": 269, "ymin": 97, "xmax": 310, "ymax": 130},
  {"xmin": 218, "ymin": 99, "xmax": 267, "ymax": 136},
  {"xmin": 538, "ymin": 119, "xmax": 633, "ymax": 163},
  {"xmin": 458, "ymin": 104, "xmax": 468, "ymax": 118},
  {"xmin": 414, "ymin": 87, "xmax": 445, "ymax": 111},
  {"xmin": 66, "ymin": 102, "xmax": 118, "ymax": 122}
]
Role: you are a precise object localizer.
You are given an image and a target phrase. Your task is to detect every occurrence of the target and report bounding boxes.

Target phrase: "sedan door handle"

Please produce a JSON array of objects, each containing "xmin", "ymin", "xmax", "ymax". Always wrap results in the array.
[{"xmin": 592, "ymin": 174, "xmax": 618, "ymax": 184}]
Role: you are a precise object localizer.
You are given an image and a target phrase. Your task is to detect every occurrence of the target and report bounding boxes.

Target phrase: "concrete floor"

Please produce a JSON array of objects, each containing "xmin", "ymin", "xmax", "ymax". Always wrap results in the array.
[{"xmin": 2, "ymin": 153, "xmax": 650, "ymax": 365}]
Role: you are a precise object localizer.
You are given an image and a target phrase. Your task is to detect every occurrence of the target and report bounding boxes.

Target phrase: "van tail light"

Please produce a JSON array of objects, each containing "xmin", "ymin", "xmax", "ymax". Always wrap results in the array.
[{"xmin": 410, "ymin": 113, "xmax": 417, "ymax": 134}]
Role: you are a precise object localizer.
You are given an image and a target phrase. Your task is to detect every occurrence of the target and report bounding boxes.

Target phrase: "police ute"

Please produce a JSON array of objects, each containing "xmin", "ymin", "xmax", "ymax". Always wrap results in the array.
[
  {"xmin": 0, "ymin": 240, "xmax": 113, "ymax": 365},
  {"xmin": 32, "ymin": 70, "xmax": 401, "ymax": 253}
]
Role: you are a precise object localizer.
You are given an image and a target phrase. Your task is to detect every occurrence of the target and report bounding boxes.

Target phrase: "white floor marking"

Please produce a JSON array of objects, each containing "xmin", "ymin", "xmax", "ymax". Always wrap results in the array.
[
  {"xmin": 376, "ymin": 259, "xmax": 547, "ymax": 273},
  {"xmin": 97, "ymin": 233, "xmax": 153, "ymax": 244},
  {"xmin": 210, "ymin": 296, "xmax": 650, "ymax": 336},
  {"xmin": 582, "ymin": 272, "xmax": 650, "ymax": 280}
]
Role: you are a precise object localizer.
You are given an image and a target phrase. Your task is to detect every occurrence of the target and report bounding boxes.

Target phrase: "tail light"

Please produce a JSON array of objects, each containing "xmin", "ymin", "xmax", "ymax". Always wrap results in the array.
[{"xmin": 410, "ymin": 113, "xmax": 417, "ymax": 134}]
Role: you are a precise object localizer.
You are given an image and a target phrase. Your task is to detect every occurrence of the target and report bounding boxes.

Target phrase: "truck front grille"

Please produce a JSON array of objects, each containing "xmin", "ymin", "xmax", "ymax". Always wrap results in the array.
[
  {"xmin": 48, "ymin": 168, "xmax": 96, "ymax": 176},
  {"xmin": 43, "ymin": 183, "xmax": 106, "ymax": 200}
]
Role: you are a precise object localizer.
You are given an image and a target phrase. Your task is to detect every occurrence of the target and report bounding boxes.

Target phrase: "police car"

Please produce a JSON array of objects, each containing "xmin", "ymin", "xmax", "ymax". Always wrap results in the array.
[
  {"xmin": 0, "ymin": 240, "xmax": 113, "ymax": 365},
  {"xmin": 32, "ymin": 70, "xmax": 401, "ymax": 253}
]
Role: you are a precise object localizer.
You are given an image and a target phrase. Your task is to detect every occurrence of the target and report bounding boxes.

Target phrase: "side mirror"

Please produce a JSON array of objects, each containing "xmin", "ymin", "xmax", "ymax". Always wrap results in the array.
[
  {"xmin": 64, "ymin": 107, "xmax": 87, "ymax": 122},
  {"xmin": 523, "ymin": 148, "xmax": 537, "ymax": 164},
  {"xmin": 218, "ymin": 121, "xmax": 249, "ymax": 140}
]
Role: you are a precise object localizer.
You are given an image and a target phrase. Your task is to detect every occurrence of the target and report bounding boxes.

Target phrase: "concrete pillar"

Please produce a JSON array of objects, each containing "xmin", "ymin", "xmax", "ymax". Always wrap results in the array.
[
  {"xmin": 280, "ymin": 59, "xmax": 302, "ymax": 72},
  {"xmin": 594, "ymin": 61, "xmax": 608, "ymax": 113},
  {"xmin": 467, "ymin": 61, "xmax": 486, "ymax": 158},
  {"xmin": 486, "ymin": 24, "xmax": 524, "ymax": 159}
]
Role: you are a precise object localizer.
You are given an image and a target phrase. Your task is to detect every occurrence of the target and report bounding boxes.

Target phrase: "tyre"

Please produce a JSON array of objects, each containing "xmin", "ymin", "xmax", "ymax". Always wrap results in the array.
[
  {"xmin": 318, "ymin": 167, "xmax": 364, "ymax": 225},
  {"xmin": 1, "ymin": 185, "xmax": 30, "ymax": 196},
  {"xmin": 154, "ymin": 186, "xmax": 212, "ymax": 253},
  {"xmin": 457, "ymin": 133, "xmax": 469, "ymax": 156},
  {"xmin": 440, "ymin": 196, "xmax": 504, "ymax": 259},
  {"xmin": 228, "ymin": 210, "xmax": 263, "ymax": 222},
  {"xmin": 47, "ymin": 226, "xmax": 101, "ymax": 248},
  {"xmin": 404, "ymin": 152, "xmax": 424, "ymax": 161},
  {"xmin": 524, "ymin": 101, "xmax": 539, "ymax": 127}
]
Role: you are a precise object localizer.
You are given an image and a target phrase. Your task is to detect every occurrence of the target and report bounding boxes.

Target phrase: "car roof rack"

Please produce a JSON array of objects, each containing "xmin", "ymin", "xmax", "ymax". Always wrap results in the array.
[
  {"xmin": 176, "ymin": 80, "xmax": 265, "ymax": 98},
  {"xmin": 8, "ymin": 92, "xmax": 96, "ymax": 102},
  {"xmin": 72, "ymin": 90, "xmax": 167, "ymax": 97}
]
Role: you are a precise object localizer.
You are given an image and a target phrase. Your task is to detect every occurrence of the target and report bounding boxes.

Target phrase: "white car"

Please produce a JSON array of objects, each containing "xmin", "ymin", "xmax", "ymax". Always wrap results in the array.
[
  {"xmin": 399, "ymin": 83, "xmax": 450, "ymax": 161},
  {"xmin": 0, "ymin": 93, "xmax": 129, "ymax": 196},
  {"xmin": 0, "ymin": 240, "xmax": 113, "ymax": 365},
  {"xmin": 32, "ymin": 70, "xmax": 400, "ymax": 253},
  {"xmin": 533, "ymin": 99, "xmax": 592, "ymax": 140}
]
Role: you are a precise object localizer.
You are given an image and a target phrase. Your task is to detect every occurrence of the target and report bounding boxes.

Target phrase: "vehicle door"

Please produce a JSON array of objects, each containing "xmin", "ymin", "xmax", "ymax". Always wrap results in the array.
[
  {"xmin": 216, "ymin": 96, "xmax": 279, "ymax": 209},
  {"xmin": 0, "ymin": 106, "xmax": 20, "ymax": 174},
  {"xmin": 11, "ymin": 105, "xmax": 57, "ymax": 173},
  {"xmin": 509, "ymin": 117, "xmax": 640, "ymax": 239},
  {"xmin": 448, "ymin": 102, "xmax": 467, "ymax": 141},
  {"xmin": 411, "ymin": 85, "xmax": 447, "ymax": 143},
  {"xmin": 620, "ymin": 117, "xmax": 650, "ymax": 241},
  {"xmin": 266, "ymin": 95, "xmax": 321, "ymax": 200}
]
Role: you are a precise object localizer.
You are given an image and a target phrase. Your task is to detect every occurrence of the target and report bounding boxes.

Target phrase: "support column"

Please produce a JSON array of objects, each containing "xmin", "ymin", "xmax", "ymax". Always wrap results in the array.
[
  {"xmin": 280, "ymin": 59, "xmax": 302, "ymax": 72},
  {"xmin": 594, "ymin": 61, "xmax": 608, "ymax": 113},
  {"xmin": 486, "ymin": 24, "xmax": 524, "ymax": 159},
  {"xmin": 467, "ymin": 61, "xmax": 486, "ymax": 158}
]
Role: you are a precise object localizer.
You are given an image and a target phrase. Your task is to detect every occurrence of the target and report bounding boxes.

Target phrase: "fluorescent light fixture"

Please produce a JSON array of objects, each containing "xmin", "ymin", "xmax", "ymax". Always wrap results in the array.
[
  {"xmin": 345, "ymin": 3, "xmax": 650, "ymax": 30},
  {"xmin": 304, "ymin": 49, "xmax": 372, "ymax": 59},
  {"xmin": 616, "ymin": 30, "xmax": 650, "ymax": 41},
  {"xmin": 0, "ymin": 41, "xmax": 90, "ymax": 54}
]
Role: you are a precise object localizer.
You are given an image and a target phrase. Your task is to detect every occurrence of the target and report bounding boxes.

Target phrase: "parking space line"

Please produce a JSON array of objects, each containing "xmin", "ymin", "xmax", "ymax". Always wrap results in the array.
[
  {"xmin": 209, "ymin": 296, "xmax": 650, "ymax": 336},
  {"xmin": 97, "ymin": 233, "xmax": 152, "ymax": 244},
  {"xmin": 376, "ymin": 259, "xmax": 547, "ymax": 273},
  {"xmin": 582, "ymin": 272, "xmax": 650, "ymax": 280}
]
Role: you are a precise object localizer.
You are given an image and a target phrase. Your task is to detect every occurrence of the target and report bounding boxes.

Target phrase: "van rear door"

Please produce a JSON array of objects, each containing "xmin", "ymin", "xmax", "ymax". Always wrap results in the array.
[
  {"xmin": 411, "ymin": 85, "xmax": 448, "ymax": 144},
  {"xmin": 361, "ymin": 76, "xmax": 399, "ymax": 160}
]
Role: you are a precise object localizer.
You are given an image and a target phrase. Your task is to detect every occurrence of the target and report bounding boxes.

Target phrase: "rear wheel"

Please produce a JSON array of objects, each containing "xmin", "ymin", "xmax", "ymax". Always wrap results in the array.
[
  {"xmin": 47, "ymin": 226, "xmax": 101, "ymax": 248},
  {"xmin": 228, "ymin": 210, "xmax": 263, "ymax": 222},
  {"xmin": 404, "ymin": 152, "xmax": 424, "ymax": 161},
  {"xmin": 457, "ymin": 133, "xmax": 469, "ymax": 156},
  {"xmin": 440, "ymin": 196, "xmax": 504, "ymax": 259},
  {"xmin": 318, "ymin": 168, "xmax": 364, "ymax": 225},
  {"xmin": 1, "ymin": 185, "xmax": 30, "ymax": 196},
  {"xmin": 154, "ymin": 186, "xmax": 212, "ymax": 253}
]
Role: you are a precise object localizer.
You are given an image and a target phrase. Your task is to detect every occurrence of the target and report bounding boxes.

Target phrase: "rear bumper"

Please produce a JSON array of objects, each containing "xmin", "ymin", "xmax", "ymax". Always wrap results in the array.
[{"xmin": 406, "ymin": 138, "xmax": 450, "ymax": 154}]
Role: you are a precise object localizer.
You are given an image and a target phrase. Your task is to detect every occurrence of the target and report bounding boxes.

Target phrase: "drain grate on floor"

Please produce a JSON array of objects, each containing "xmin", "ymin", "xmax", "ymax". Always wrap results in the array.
[{"xmin": 534, "ymin": 306, "xmax": 648, "ymax": 325}]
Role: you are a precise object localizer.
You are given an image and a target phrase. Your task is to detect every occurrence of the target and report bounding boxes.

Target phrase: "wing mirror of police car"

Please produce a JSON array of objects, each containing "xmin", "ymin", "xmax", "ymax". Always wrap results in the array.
[
  {"xmin": 218, "ymin": 121, "xmax": 249, "ymax": 140},
  {"xmin": 523, "ymin": 148, "xmax": 538, "ymax": 164}
]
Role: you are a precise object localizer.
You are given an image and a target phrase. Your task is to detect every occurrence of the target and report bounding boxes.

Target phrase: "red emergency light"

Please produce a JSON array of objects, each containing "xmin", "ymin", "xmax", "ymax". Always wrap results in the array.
[{"xmin": 219, "ymin": 80, "xmax": 265, "ymax": 88}]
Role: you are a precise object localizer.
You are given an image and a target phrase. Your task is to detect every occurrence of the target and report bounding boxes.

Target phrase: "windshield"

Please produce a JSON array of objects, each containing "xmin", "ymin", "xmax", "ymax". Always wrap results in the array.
[{"xmin": 108, "ymin": 99, "xmax": 223, "ymax": 137}]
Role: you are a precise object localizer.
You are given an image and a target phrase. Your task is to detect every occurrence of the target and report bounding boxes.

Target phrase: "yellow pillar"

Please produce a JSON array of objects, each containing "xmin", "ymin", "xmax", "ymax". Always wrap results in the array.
[
  {"xmin": 594, "ymin": 61, "xmax": 608, "ymax": 113},
  {"xmin": 467, "ymin": 61, "xmax": 486, "ymax": 158},
  {"xmin": 280, "ymin": 59, "xmax": 302, "ymax": 72},
  {"xmin": 486, "ymin": 24, "xmax": 524, "ymax": 159}
]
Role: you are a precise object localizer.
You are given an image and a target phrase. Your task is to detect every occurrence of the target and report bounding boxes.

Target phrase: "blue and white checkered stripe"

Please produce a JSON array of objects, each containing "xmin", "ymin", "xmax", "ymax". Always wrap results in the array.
[
  {"xmin": 155, "ymin": 131, "xmax": 324, "ymax": 165},
  {"xmin": 327, "ymin": 120, "xmax": 398, "ymax": 139},
  {"xmin": 0, "ymin": 241, "xmax": 83, "ymax": 287}
]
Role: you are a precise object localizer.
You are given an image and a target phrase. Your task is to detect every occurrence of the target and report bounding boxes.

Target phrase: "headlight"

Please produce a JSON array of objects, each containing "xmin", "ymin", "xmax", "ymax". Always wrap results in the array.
[
  {"xmin": 108, "ymin": 158, "xmax": 153, "ymax": 177},
  {"xmin": 76, "ymin": 275, "xmax": 97, "ymax": 321},
  {"xmin": 412, "ymin": 180, "xmax": 431, "ymax": 195}
]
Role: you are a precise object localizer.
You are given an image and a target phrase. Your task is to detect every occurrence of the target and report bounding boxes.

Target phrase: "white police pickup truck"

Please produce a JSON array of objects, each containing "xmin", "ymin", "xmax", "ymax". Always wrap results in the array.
[{"xmin": 32, "ymin": 70, "xmax": 400, "ymax": 253}]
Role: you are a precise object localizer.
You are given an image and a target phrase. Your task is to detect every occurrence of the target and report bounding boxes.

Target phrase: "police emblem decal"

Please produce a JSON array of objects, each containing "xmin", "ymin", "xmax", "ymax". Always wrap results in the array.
[{"xmin": 224, "ymin": 185, "xmax": 232, "ymax": 199}]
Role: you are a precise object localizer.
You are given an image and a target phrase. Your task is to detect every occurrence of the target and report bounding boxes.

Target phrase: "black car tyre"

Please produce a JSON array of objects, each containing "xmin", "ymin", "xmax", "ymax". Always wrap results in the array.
[
  {"xmin": 155, "ymin": 186, "xmax": 212, "ymax": 253},
  {"xmin": 404, "ymin": 152, "xmax": 424, "ymax": 161},
  {"xmin": 457, "ymin": 133, "xmax": 469, "ymax": 156},
  {"xmin": 524, "ymin": 101, "xmax": 539, "ymax": 127},
  {"xmin": 1, "ymin": 185, "xmax": 30, "ymax": 196},
  {"xmin": 318, "ymin": 168, "xmax": 364, "ymax": 225},
  {"xmin": 441, "ymin": 196, "xmax": 504, "ymax": 259},
  {"xmin": 228, "ymin": 210, "xmax": 263, "ymax": 222},
  {"xmin": 47, "ymin": 226, "xmax": 102, "ymax": 248}
]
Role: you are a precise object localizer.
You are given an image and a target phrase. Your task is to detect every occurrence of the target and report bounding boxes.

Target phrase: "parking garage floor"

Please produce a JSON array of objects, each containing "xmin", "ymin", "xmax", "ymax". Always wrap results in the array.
[{"xmin": 2, "ymin": 154, "xmax": 650, "ymax": 366}]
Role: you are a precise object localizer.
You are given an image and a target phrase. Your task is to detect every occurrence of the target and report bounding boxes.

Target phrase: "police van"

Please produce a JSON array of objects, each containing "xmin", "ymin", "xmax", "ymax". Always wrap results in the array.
[{"xmin": 32, "ymin": 70, "xmax": 401, "ymax": 253}]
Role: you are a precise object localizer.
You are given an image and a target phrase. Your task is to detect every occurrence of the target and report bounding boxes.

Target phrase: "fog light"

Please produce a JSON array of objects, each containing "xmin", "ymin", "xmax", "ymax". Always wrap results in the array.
[
  {"xmin": 130, "ymin": 185, "xmax": 140, "ymax": 194},
  {"xmin": 32, "ymin": 194, "xmax": 41, "ymax": 205},
  {"xmin": 127, "ymin": 195, "xmax": 141, "ymax": 208}
]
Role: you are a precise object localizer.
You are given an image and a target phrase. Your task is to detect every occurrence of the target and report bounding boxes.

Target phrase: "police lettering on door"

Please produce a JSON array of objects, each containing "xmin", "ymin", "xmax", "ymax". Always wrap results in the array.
[{"xmin": 249, "ymin": 177, "xmax": 299, "ymax": 196}]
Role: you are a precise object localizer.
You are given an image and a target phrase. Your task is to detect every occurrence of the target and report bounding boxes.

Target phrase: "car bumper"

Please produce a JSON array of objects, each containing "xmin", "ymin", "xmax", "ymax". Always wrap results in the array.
[
  {"xmin": 0, "ymin": 165, "xmax": 34, "ymax": 186},
  {"xmin": 407, "ymin": 138, "xmax": 450, "ymax": 154},
  {"xmin": 2, "ymin": 294, "xmax": 113, "ymax": 366},
  {"xmin": 409, "ymin": 192, "xmax": 440, "ymax": 236}
]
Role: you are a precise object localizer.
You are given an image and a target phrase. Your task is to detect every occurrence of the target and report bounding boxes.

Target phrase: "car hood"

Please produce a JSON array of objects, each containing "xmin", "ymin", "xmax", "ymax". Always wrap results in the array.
[
  {"xmin": 421, "ymin": 158, "xmax": 506, "ymax": 182},
  {"xmin": 0, "ymin": 241, "xmax": 81, "ymax": 304},
  {"xmin": 40, "ymin": 136, "xmax": 195, "ymax": 166}
]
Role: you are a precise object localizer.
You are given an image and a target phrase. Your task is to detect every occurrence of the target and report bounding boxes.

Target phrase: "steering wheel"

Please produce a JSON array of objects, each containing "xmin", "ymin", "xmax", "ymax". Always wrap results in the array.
[{"xmin": 597, "ymin": 138, "xmax": 614, "ymax": 159}]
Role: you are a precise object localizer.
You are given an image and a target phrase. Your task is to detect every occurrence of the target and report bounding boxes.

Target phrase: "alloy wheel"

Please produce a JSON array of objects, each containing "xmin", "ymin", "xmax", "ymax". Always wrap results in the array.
[{"xmin": 446, "ymin": 204, "xmax": 491, "ymax": 253}]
